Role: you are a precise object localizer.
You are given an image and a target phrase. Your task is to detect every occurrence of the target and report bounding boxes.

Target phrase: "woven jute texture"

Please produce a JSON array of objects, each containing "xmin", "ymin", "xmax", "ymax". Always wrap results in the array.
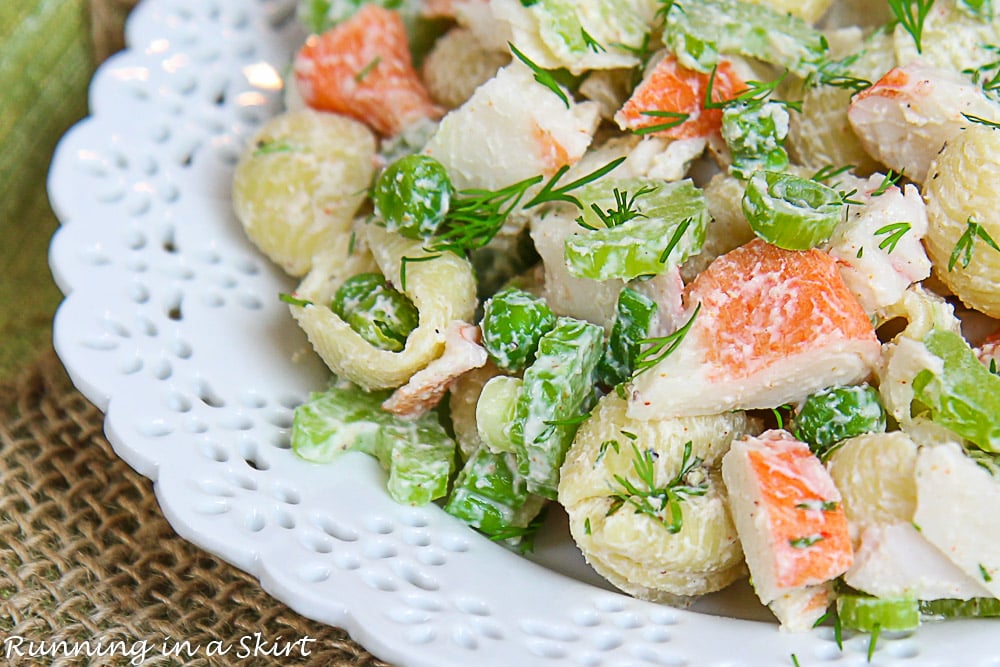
[{"xmin": 0, "ymin": 351, "xmax": 390, "ymax": 666}]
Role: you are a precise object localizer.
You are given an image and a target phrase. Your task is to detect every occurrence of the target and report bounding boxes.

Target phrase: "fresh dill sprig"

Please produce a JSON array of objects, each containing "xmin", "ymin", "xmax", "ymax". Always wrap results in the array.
[
  {"xmin": 658, "ymin": 218, "xmax": 693, "ymax": 264},
  {"xmin": 811, "ymin": 164, "xmax": 856, "ymax": 185},
  {"xmin": 888, "ymin": 0, "xmax": 936, "ymax": 54},
  {"xmin": 963, "ymin": 44, "xmax": 1000, "ymax": 101},
  {"xmin": 705, "ymin": 67, "xmax": 802, "ymax": 112},
  {"xmin": 279, "ymin": 293, "xmax": 314, "ymax": 308},
  {"xmin": 606, "ymin": 440, "xmax": 708, "ymax": 534},
  {"xmin": 871, "ymin": 169, "xmax": 904, "ymax": 196},
  {"xmin": 576, "ymin": 185, "xmax": 656, "ymax": 230},
  {"xmin": 770, "ymin": 404, "xmax": 794, "ymax": 430},
  {"xmin": 253, "ymin": 140, "xmax": 294, "ymax": 156},
  {"xmin": 488, "ymin": 507, "xmax": 548, "ymax": 554},
  {"xmin": 948, "ymin": 217, "xmax": 1000, "ymax": 271},
  {"xmin": 399, "ymin": 253, "xmax": 441, "ymax": 291},
  {"xmin": 534, "ymin": 412, "xmax": 592, "ymax": 443},
  {"xmin": 632, "ymin": 110, "xmax": 691, "ymax": 135},
  {"xmin": 789, "ymin": 534, "xmax": 826, "ymax": 548},
  {"xmin": 867, "ymin": 622, "xmax": 881, "ymax": 662},
  {"xmin": 633, "ymin": 303, "xmax": 701, "ymax": 375},
  {"xmin": 874, "ymin": 222, "xmax": 912, "ymax": 253},
  {"xmin": 428, "ymin": 157, "xmax": 626, "ymax": 254},
  {"xmin": 354, "ymin": 55, "xmax": 381, "ymax": 82},
  {"xmin": 962, "ymin": 112, "xmax": 1000, "ymax": 129},
  {"xmin": 654, "ymin": 0, "xmax": 682, "ymax": 20},
  {"xmin": 581, "ymin": 28, "xmax": 605, "ymax": 53},
  {"xmin": 509, "ymin": 42, "xmax": 570, "ymax": 108},
  {"xmin": 807, "ymin": 53, "xmax": 872, "ymax": 93}
]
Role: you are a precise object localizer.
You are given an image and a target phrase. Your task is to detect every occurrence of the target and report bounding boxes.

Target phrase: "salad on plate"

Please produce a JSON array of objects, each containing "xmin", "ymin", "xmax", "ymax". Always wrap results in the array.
[{"xmin": 230, "ymin": 0, "xmax": 1000, "ymax": 643}]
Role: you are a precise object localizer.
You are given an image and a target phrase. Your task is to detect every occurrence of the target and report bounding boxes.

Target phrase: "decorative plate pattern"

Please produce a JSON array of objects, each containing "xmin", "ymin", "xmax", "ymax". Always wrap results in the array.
[{"xmin": 48, "ymin": 1, "xmax": 1000, "ymax": 665}]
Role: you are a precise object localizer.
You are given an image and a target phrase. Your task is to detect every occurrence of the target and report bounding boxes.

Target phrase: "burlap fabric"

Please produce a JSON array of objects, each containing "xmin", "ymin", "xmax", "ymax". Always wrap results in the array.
[{"xmin": 0, "ymin": 351, "xmax": 389, "ymax": 666}]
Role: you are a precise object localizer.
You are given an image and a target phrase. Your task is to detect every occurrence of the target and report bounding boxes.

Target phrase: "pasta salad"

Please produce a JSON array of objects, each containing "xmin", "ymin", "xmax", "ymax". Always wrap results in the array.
[{"xmin": 231, "ymin": 0, "xmax": 1000, "ymax": 640}]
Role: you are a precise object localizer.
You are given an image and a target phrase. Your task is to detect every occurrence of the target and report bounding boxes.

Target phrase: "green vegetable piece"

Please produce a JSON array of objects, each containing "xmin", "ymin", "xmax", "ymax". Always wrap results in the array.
[
  {"xmin": 597, "ymin": 287, "xmax": 658, "ymax": 388},
  {"xmin": 480, "ymin": 287, "xmax": 557, "ymax": 371},
  {"xmin": 444, "ymin": 443, "xmax": 546, "ymax": 542},
  {"xmin": 837, "ymin": 595, "xmax": 920, "ymax": 632},
  {"xmin": 331, "ymin": 272, "xmax": 419, "ymax": 352},
  {"xmin": 919, "ymin": 597, "xmax": 1000, "ymax": 620},
  {"xmin": 510, "ymin": 317, "xmax": 604, "ymax": 499},
  {"xmin": 913, "ymin": 329, "xmax": 1000, "ymax": 452},
  {"xmin": 291, "ymin": 386, "xmax": 456, "ymax": 505},
  {"xmin": 565, "ymin": 178, "xmax": 709, "ymax": 281},
  {"xmin": 527, "ymin": 0, "xmax": 651, "ymax": 63},
  {"xmin": 742, "ymin": 170, "xmax": 843, "ymax": 250},
  {"xmin": 373, "ymin": 154, "xmax": 453, "ymax": 241},
  {"xmin": 476, "ymin": 376, "xmax": 523, "ymax": 454},
  {"xmin": 661, "ymin": 0, "xmax": 827, "ymax": 76},
  {"xmin": 722, "ymin": 101, "xmax": 790, "ymax": 180},
  {"xmin": 795, "ymin": 384, "xmax": 886, "ymax": 457}
]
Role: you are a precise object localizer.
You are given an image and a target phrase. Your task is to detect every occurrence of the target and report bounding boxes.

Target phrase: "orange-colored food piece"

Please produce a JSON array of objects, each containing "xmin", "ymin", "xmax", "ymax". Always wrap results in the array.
[
  {"xmin": 293, "ymin": 5, "xmax": 443, "ymax": 136},
  {"xmin": 743, "ymin": 434, "xmax": 853, "ymax": 589},
  {"xmin": 685, "ymin": 239, "xmax": 876, "ymax": 381},
  {"xmin": 853, "ymin": 66, "xmax": 911, "ymax": 103},
  {"xmin": 615, "ymin": 55, "xmax": 747, "ymax": 139}
]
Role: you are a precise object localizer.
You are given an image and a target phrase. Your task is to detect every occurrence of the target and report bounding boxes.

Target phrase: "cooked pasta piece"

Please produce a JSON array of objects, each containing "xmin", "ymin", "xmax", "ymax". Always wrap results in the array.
[
  {"xmin": 559, "ymin": 393, "xmax": 756, "ymax": 601},
  {"xmin": 421, "ymin": 28, "xmax": 511, "ymax": 109},
  {"xmin": 232, "ymin": 109, "xmax": 375, "ymax": 277},
  {"xmin": 923, "ymin": 123, "xmax": 1000, "ymax": 318},
  {"xmin": 291, "ymin": 224, "xmax": 478, "ymax": 390}
]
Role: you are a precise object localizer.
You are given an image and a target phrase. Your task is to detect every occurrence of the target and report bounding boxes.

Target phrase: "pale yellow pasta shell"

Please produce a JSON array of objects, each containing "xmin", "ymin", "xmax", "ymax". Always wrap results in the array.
[
  {"xmin": 893, "ymin": 1, "xmax": 1000, "ymax": 75},
  {"xmin": 558, "ymin": 393, "xmax": 756, "ymax": 598},
  {"xmin": 826, "ymin": 431, "xmax": 919, "ymax": 547},
  {"xmin": 292, "ymin": 225, "xmax": 478, "ymax": 390},
  {"xmin": 923, "ymin": 124, "xmax": 1000, "ymax": 317},
  {"xmin": 232, "ymin": 109, "xmax": 376, "ymax": 277},
  {"xmin": 422, "ymin": 28, "xmax": 511, "ymax": 110}
]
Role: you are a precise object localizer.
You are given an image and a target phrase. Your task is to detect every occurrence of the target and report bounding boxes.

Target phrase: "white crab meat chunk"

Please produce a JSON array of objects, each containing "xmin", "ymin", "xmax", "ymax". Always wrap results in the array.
[
  {"xmin": 826, "ymin": 174, "xmax": 932, "ymax": 315},
  {"xmin": 847, "ymin": 61, "xmax": 1000, "ymax": 183},
  {"xmin": 628, "ymin": 240, "xmax": 880, "ymax": 420},
  {"xmin": 382, "ymin": 321, "xmax": 488, "ymax": 419},
  {"xmin": 423, "ymin": 62, "xmax": 601, "ymax": 191},
  {"xmin": 913, "ymin": 442, "xmax": 1000, "ymax": 598},
  {"xmin": 721, "ymin": 431, "xmax": 853, "ymax": 630},
  {"xmin": 845, "ymin": 522, "xmax": 994, "ymax": 601}
]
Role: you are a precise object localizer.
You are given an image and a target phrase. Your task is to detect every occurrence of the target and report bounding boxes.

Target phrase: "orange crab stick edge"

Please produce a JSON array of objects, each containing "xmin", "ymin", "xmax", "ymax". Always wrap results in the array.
[
  {"xmin": 293, "ymin": 4, "xmax": 443, "ymax": 137},
  {"xmin": 722, "ymin": 430, "xmax": 853, "ymax": 618},
  {"xmin": 614, "ymin": 54, "xmax": 747, "ymax": 140}
]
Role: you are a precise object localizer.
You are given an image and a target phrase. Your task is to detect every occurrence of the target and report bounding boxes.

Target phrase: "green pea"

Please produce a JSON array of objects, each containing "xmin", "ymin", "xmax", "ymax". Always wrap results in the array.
[
  {"xmin": 373, "ymin": 154, "xmax": 453, "ymax": 241},
  {"xmin": 331, "ymin": 272, "xmax": 419, "ymax": 352},
  {"xmin": 795, "ymin": 384, "xmax": 886, "ymax": 457},
  {"xmin": 480, "ymin": 287, "xmax": 557, "ymax": 371}
]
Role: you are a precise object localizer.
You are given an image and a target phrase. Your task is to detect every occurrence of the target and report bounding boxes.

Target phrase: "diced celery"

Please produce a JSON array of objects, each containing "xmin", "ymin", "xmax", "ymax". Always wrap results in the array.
[
  {"xmin": 597, "ymin": 286, "xmax": 658, "ymax": 387},
  {"xmin": 837, "ymin": 594, "xmax": 920, "ymax": 632},
  {"xmin": 661, "ymin": 0, "xmax": 827, "ymax": 75},
  {"xmin": 444, "ymin": 443, "xmax": 547, "ymax": 543},
  {"xmin": 913, "ymin": 329, "xmax": 1000, "ymax": 453},
  {"xmin": 919, "ymin": 597, "xmax": 1000, "ymax": 620},
  {"xmin": 742, "ymin": 171, "xmax": 843, "ymax": 250},
  {"xmin": 292, "ymin": 386, "xmax": 456, "ymax": 505},
  {"xmin": 510, "ymin": 317, "xmax": 604, "ymax": 499},
  {"xmin": 564, "ymin": 178, "xmax": 708, "ymax": 281},
  {"xmin": 528, "ymin": 0, "xmax": 652, "ymax": 66}
]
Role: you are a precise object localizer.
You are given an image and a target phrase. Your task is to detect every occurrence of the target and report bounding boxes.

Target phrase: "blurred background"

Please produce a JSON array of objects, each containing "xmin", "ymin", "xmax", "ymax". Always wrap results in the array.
[{"xmin": 1, "ymin": 0, "xmax": 136, "ymax": 381}]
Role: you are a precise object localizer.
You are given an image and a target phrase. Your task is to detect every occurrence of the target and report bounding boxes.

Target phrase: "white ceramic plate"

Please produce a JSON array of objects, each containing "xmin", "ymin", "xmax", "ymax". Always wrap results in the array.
[{"xmin": 48, "ymin": 1, "xmax": 1000, "ymax": 665}]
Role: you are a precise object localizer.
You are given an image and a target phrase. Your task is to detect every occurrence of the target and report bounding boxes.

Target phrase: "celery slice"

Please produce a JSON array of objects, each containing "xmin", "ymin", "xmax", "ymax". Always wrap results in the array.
[
  {"xmin": 661, "ymin": 0, "xmax": 827, "ymax": 75},
  {"xmin": 919, "ymin": 597, "xmax": 1000, "ymax": 620},
  {"xmin": 913, "ymin": 329, "xmax": 1000, "ymax": 453},
  {"xmin": 742, "ymin": 171, "xmax": 843, "ymax": 250},
  {"xmin": 564, "ymin": 178, "xmax": 708, "ymax": 281},
  {"xmin": 292, "ymin": 386, "xmax": 456, "ymax": 505},
  {"xmin": 837, "ymin": 595, "xmax": 920, "ymax": 632}
]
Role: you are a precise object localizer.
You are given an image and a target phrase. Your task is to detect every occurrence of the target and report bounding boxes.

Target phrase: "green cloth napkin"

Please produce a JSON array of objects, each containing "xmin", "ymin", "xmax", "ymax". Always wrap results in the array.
[{"xmin": 0, "ymin": 0, "xmax": 97, "ymax": 380}]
